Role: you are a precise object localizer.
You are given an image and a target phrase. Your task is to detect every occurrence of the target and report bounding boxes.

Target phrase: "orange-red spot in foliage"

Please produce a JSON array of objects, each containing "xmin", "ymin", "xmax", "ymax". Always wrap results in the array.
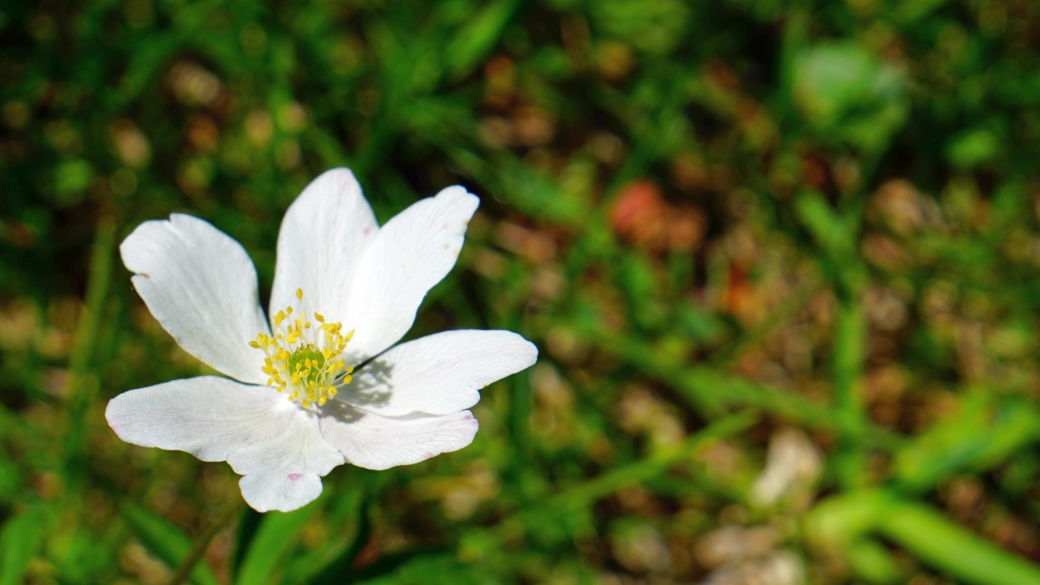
[
  {"xmin": 724, "ymin": 263, "xmax": 750, "ymax": 316},
  {"xmin": 800, "ymin": 152, "xmax": 830, "ymax": 190},
  {"xmin": 610, "ymin": 180, "xmax": 669, "ymax": 251},
  {"xmin": 610, "ymin": 180, "xmax": 706, "ymax": 253}
]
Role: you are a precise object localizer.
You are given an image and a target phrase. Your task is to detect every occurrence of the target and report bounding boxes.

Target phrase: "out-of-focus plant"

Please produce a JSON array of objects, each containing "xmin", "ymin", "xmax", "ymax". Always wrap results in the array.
[{"xmin": 2, "ymin": 0, "xmax": 1040, "ymax": 583}]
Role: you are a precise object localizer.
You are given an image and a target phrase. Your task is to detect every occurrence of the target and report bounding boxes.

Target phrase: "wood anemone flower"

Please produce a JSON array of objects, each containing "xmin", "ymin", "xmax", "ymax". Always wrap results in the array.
[{"xmin": 106, "ymin": 168, "xmax": 538, "ymax": 512}]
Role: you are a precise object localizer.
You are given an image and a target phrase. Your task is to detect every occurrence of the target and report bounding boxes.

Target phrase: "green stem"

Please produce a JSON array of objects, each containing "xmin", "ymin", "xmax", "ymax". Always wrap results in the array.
[
  {"xmin": 833, "ymin": 296, "xmax": 868, "ymax": 488},
  {"xmin": 165, "ymin": 504, "xmax": 242, "ymax": 585},
  {"xmin": 833, "ymin": 299, "xmax": 865, "ymax": 416},
  {"xmin": 64, "ymin": 214, "xmax": 116, "ymax": 496}
]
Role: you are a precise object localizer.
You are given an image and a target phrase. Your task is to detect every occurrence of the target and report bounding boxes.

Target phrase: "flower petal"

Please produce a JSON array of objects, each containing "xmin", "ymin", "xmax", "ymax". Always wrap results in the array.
[
  {"xmin": 337, "ymin": 330, "xmax": 537, "ymax": 416},
  {"xmin": 106, "ymin": 376, "xmax": 345, "ymax": 512},
  {"xmin": 344, "ymin": 186, "xmax": 479, "ymax": 360},
  {"xmin": 239, "ymin": 472, "xmax": 323, "ymax": 514},
  {"xmin": 120, "ymin": 214, "xmax": 269, "ymax": 384},
  {"xmin": 319, "ymin": 406, "xmax": 479, "ymax": 471},
  {"xmin": 270, "ymin": 168, "xmax": 379, "ymax": 327}
]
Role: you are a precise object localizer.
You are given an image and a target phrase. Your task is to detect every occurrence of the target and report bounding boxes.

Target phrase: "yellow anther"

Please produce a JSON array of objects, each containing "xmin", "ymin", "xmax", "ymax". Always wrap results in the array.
[{"xmin": 250, "ymin": 287, "xmax": 353, "ymax": 411}]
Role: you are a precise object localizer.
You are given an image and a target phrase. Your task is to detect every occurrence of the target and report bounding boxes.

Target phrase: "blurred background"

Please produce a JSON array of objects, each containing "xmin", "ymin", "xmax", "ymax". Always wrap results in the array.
[{"xmin": 3, "ymin": 0, "xmax": 1040, "ymax": 583}]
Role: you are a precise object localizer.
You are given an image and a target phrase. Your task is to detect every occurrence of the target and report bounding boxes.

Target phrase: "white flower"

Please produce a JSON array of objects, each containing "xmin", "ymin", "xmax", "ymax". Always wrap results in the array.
[{"xmin": 106, "ymin": 169, "xmax": 538, "ymax": 512}]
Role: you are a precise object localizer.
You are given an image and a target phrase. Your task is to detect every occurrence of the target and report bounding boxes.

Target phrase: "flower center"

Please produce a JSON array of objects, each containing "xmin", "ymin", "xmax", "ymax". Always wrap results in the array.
[{"xmin": 249, "ymin": 288, "xmax": 354, "ymax": 408}]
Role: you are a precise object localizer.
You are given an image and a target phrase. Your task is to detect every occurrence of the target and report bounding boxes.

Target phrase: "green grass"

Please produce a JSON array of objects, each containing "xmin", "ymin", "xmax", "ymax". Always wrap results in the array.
[{"xmin": 3, "ymin": 0, "xmax": 1040, "ymax": 583}]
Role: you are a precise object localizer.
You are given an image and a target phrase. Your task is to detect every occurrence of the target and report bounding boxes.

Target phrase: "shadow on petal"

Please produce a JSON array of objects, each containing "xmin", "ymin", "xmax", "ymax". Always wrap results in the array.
[
  {"xmin": 333, "ymin": 358, "xmax": 396, "ymax": 409},
  {"xmin": 320, "ymin": 396, "xmax": 370, "ymax": 423}
]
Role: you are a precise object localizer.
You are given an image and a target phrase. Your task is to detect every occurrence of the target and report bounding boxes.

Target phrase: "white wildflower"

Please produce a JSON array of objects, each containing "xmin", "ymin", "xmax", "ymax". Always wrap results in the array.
[{"xmin": 106, "ymin": 169, "xmax": 537, "ymax": 512}]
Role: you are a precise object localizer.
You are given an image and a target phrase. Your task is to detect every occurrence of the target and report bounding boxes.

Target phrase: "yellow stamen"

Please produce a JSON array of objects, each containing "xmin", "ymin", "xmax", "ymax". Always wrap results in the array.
[{"xmin": 250, "ymin": 288, "xmax": 354, "ymax": 409}]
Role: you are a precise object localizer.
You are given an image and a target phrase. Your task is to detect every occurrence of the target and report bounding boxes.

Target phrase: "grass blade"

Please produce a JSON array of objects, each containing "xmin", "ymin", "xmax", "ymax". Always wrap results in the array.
[
  {"xmin": 236, "ymin": 499, "xmax": 323, "ymax": 585},
  {"xmin": 0, "ymin": 506, "xmax": 49, "ymax": 585},
  {"xmin": 121, "ymin": 504, "xmax": 219, "ymax": 585}
]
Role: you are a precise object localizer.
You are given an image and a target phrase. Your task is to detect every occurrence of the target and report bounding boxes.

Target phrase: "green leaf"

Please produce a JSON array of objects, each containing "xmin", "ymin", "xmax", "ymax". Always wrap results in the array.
[
  {"xmin": 808, "ymin": 490, "xmax": 1040, "ymax": 585},
  {"xmin": 894, "ymin": 392, "xmax": 1040, "ymax": 492},
  {"xmin": 231, "ymin": 508, "xmax": 264, "ymax": 580},
  {"xmin": 308, "ymin": 495, "xmax": 372, "ymax": 585},
  {"xmin": 122, "ymin": 504, "xmax": 219, "ymax": 585},
  {"xmin": 880, "ymin": 498, "xmax": 1040, "ymax": 585},
  {"xmin": 280, "ymin": 488, "xmax": 366, "ymax": 585},
  {"xmin": 589, "ymin": 0, "xmax": 692, "ymax": 55},
  {"xmin": 805, "ymin": 489, "xmax": 891, "ymax": 549},
  {"xmin": 0, "ymin": 506, "xmax": 49, "ymax": 585},
  {"xmin": 947, "ymin": 127, "xmax": 1002, "ymax": 169},
  {"xmin": 847, "ymin": 539, "xmax": 903, "ymax": 584},
  {"xmin": 794, "ymin": 190, "xmax": 855, "ymax": 255},
  {"xmin": 792, "ymin": 42, "xmax": 908, "ymax": 151},
  {"xmin": 235, "ymin": 498, "xmax": 323, "ymax": 585},
  {"xmin": 444, "ymin": 0, "xmax": 522, "ymax": 80}
]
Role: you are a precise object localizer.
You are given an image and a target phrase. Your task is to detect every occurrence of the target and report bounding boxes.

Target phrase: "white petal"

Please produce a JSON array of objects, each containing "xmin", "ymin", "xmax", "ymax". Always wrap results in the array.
[
  {"xmin": 344, "ymin": 186, "xmax": 479, "ymax": 360},
  {"xmin": 319, "ymin": 406, "xmax": 479, "ymax": 471},
  {"xmin": 106, "ymin": 377, "xmax": 345, "ymax": 513},
  {"xmin": 120, "ymin": 214, "xmax": 269, "ymax": 385},
  {"xmin": 270, "ymin": 168, "xmax": 379, "ymax": 327},
  {"xmin": 239, "ymin": 472, "xmax": 322, "ymax": 514},
  {"xmin": 337, "ymin": 330, "xmax": 537, "ymax": 416}
]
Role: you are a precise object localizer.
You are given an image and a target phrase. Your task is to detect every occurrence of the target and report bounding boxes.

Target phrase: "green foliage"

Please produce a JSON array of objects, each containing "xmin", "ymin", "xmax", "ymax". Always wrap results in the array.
[
  {"xmin": 122, "ymin": 504, "xmax": 220, "ymax": 585},
  {"xmin": 791, "ymin": 42, "xmax": 909, "ymax": 152},
  {"xmin": 0, "ymin": 506, "xmax": 48, "ymax": 585},
  {"xmin": 235, "ymin": 505, "xmax": 320, "ymax": 585},
  {"xmin": 2, "ymin": 0, "xmax": 1040, "ymax": 583}
]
